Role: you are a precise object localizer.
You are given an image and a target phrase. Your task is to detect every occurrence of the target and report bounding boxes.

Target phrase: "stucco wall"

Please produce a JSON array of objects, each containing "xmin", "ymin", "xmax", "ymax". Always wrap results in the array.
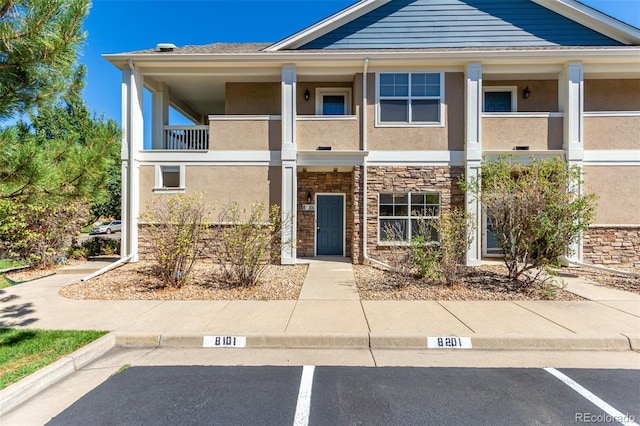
[
  {"xmin": 138, "ymin": 165, "xmax": 281, "ymax": 217},
  {"xmin": 366, "ymin": 72, "xmax": 465, "ymax": 151},
  {"xmin": 584, "ymin": 116, "xmax": 640, "ymax": 150},
  {"xmin": 584, "ymin": 166, "xmax": 640, "ymax": 225},
  {"xmin": 225, "ymin": 83, "xmax": 281, "ymax": 115},
  {"xmin": 210, "ymin": 118, "xmax": 281, "ymax": 150},
  {"xmin": 585, "ymin": 79, "xmax": 640, "ymax": 111},
  {"xmin": 483, "ymin": 115, "xmax": 563, "ymax": 150}
]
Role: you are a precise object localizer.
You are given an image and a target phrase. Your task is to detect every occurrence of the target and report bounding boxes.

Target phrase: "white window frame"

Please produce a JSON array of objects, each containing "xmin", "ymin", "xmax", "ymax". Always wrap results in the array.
[
  {"xmin": 315, "ymin": 87, "xmax": 352, "ymax": 115},
  {"xmin": 375, "ymin": 72, "xmax": 445, "ymax": 127},
  {"xmin": 154, "ymin": 164, "xmax": 186, "ymax": 193},
  {"xmin": 482, "ymin": 86, "xmax": 518, "ymax": 113},
  {"xmin": 377, "ymin": 192, "xmax": 441, "ymax": 245}
]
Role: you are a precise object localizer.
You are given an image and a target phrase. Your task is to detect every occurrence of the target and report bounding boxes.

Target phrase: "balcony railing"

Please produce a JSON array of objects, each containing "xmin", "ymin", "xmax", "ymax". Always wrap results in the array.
[
  {"xmin": 482, "ymin": 113, "xmax": 563, "ymax": 151},
  {"xmin": 163, "ymin": 125, "xmax": 209, "ymax": 150}
]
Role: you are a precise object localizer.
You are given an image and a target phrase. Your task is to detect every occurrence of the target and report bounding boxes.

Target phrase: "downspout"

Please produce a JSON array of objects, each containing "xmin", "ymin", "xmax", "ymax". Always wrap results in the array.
[
  {"xmin": 360, "ymin": 57, "xmax": 392, "ymax": 270},
  {"xmin": 560, "ymin": 256, "xmax": 640, "ymax": 278},
  {"xmin": 81, "ymin": 255, "xmax": 133, "ymax": 282}
]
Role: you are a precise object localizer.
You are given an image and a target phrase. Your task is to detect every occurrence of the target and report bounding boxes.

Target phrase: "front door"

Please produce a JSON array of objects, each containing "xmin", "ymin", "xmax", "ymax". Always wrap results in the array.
[{"xmin": 316, "ymin": 195, "xmax": 344, "ymax": 256}]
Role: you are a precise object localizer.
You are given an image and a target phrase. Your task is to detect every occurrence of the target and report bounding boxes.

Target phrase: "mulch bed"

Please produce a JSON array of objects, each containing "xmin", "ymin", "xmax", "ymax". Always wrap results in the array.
[{"xmin": 354, "ymin": 264, "xmax": 584, "ymax": 301}]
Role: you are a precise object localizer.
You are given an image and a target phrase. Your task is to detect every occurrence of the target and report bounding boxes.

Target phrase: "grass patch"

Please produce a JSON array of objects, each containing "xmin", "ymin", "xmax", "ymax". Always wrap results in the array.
[
  {"xmin": 0, "ymin": 259, "xmax": 27, "ymax": 270},
  {"xmin": 0, "ymin": 275, "xmax": 11, "ymax": 289},
  {"xmin": 0, "ymin": 328, "xmax": 108, "ymax": 390}
]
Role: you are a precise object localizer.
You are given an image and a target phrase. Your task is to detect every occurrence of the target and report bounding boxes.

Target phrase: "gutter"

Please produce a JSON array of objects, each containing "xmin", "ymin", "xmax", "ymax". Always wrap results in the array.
[
  {"xmin": 81, "ymin": 255, "xmax": 133, "ymax": 282},
  {"xmin": 560, "ymin": 256, "xmax": 640, "ymax": 278},
  {"xmin": 360, "ymin": 57, "xmax": 392, "ymax": 271}
]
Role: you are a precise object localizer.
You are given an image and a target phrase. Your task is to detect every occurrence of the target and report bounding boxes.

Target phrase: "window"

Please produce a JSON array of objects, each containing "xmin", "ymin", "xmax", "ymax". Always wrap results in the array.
[
  {"xmin": 155, "ymin": 165, "xmax": 185, "ymax": 192},
  {"xmin": 378, "ymin": 192, "xmax": 440, "ymax": 243},
  {"xmin": 377, "ymin": 72, "xmax": 443, "ymax": 125},
  {"xmin": 483, "ymin": 86, "xmax": 517, "ymax": 112},
  {"xmin": 315, "ymin": 88, "xmax": 352, "ymax": 115}
]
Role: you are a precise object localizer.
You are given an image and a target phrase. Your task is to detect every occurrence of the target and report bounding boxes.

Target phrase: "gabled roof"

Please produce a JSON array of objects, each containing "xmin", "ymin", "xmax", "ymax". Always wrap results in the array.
[
  {"xmin": 119, "ymin": 42, "xmax": 272, "ymax": 56},
  {"xmin": 265, "ymin": 0, "xmax": 640, "ymax": 51}
]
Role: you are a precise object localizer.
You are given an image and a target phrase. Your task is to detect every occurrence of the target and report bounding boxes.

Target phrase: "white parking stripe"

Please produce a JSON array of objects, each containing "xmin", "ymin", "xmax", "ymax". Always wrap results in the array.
[
  {"xmin": 293, "ymin": 365, "xmax": 315, "ymax": 426},
  {"xmin": 544, "ymin": 368, "xmax": 638, "ymax": 426}
]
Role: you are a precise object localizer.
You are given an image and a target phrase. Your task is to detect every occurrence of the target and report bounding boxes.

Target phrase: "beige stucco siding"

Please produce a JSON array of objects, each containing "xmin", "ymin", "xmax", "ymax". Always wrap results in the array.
[
  {"xmin": 483, "ymin": 116, "xmax": 563, "ymax": 150},
  {"xmin": 585, "ymin": 79, "xmax": 640, "ymax": 111},
  {"xmin": 484, "ymin": 80, "xmax": 558, "ymax": 112},
  {"xmin": 210, "ymin": 118, "xmax": 281, "ymax": 150},
  {"xmin": 225, "ymin": 83, "xmax": 281, "ymax": 115},
  {"xmin": 367, "ymin": 72, "xmax": 464, "ymax": 151},
  {"xmin": 296, "ymin": 118, "xmax": 360, "ymax": 151},
  {"xmin": 138, "ymin": 165, "xmax": 281, "ymax": 216},
  {"xmin": 584, "ymin": 116, "xmax": 640, "ymax": 150},
  {"xmin": 584, "ymin": 166, "xmax": 640, "ymax": 225}
]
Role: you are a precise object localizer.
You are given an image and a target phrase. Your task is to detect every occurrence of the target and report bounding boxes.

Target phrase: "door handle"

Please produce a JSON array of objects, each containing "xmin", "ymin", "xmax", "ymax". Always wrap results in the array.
[{"xmin": 317, "ymin": 226, "xmax": 320, "ymax": 232}]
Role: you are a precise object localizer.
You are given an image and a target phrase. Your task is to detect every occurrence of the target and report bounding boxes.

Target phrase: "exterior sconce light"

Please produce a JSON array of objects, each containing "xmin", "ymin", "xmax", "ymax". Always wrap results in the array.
[
  {"xmin": 304, "ymin": 89, "xmax": 311, "ymax": 101},
  {"xmin": 307, "ymin": 191, "xmax": 312, "ymax": 203},
  {"xmin": 523, "ymin": 86, "xmax": 530, "ymax": 99}
]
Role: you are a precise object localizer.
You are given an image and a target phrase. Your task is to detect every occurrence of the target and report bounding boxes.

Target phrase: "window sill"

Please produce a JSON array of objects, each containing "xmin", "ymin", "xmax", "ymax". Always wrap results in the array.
[
  {"xmin": 375, "ymin": 122, "xmax": 444, "ymax": 128},
  {"xmin": 153, "ymin": 187, "xmax": 186, "ymax": 194}
]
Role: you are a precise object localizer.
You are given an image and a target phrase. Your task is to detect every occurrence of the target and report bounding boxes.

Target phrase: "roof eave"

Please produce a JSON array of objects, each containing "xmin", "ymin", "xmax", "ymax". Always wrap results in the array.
[{"xmin": 532, "ymin": 0, "xmax": 640, "ymax": 44}]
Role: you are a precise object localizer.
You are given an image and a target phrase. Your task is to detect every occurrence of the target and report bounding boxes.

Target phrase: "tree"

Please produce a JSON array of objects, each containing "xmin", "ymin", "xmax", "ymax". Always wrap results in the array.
[
  {"xmin": 0, "ymin": 66, "xmax": 120, "ymax": 265},
  {"xmin": 463, "ymin": 156, "xmax": 597, "ymax": 284},
  {"xmin": 0, "ymin": 65, "xmax": 121, "ymax": 205},
  {"xmin": 0, "ymin": 0, "xmax": 89, "ymax": 120}
]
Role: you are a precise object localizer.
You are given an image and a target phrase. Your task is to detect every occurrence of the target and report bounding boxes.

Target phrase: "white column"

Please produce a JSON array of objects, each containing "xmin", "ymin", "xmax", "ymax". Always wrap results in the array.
[
  {"xmin": 281, "ymin": 65, "xmax": 297, "ymax": 264},
  {"xmin": 122, "ymin": 63, "xmax": 144, "ymax": 262},
  {"xmin": 561, "ymin": 62, "xmax": 585, "ymax": 262},
  {"xmin": 151, "ymin": 83, "xmax": 169, "ymax": 149},
  {"xmin": 465, "ymin": 63, "xmax": 483, "ymax": 266}
]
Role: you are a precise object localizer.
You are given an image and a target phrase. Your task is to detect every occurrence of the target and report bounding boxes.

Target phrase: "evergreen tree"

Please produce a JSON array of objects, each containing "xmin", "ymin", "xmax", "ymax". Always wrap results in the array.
[
  {"xmin": 0, "ymin": 65, "xmax": 120, "ymax": 204},
  {"xmin": 0, "ymin": 0, "xmax": 90, "ymax": 120}
]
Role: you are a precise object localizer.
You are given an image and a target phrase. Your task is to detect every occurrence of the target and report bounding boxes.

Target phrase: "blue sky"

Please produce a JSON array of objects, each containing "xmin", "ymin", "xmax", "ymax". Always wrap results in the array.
[{"xmin": 81, "ymin": 0, "xmax": 640, "ymax": 124}]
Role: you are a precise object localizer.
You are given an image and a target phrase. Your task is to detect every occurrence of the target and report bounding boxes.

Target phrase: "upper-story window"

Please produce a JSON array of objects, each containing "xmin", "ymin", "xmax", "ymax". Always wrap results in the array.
[
  {"xmin": 315, "ymin": 88, "xmax": 352, "ymax": 115},
  {"xmin": 377, "ymin": 72, "xmax": 444, "ymax": 126}
]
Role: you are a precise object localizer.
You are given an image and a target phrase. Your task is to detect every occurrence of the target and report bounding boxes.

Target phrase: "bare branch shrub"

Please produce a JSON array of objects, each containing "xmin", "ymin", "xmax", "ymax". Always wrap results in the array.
[
  {"xmin": 212, "ymin": 202, "xmax": 286, "ymax": 287},
  {"xmin": 381, "ymin": 221, "xmax": 415, "ymax": 287},
  {"xmin": 142, "ymin": 193, "xmax": 210, "ymax": 288}
]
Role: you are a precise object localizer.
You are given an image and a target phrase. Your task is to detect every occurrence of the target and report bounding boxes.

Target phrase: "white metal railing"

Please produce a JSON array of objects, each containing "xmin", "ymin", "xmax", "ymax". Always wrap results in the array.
[{"xmin": 162, "ymin": 125, "xmax": 209, "ymax": 150}]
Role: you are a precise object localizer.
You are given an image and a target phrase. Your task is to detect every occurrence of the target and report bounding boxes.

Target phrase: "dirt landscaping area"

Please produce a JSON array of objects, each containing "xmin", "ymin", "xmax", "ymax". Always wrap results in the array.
[{"xmin": 6, "ymin": 259, "xmax": 638, "ymax": 302}]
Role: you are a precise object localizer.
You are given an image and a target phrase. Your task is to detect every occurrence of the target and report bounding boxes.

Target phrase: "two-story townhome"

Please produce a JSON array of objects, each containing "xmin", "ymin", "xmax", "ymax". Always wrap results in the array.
[{"xmin": 105, "ymin": 0, "xmax": 640, "ymax": 268}]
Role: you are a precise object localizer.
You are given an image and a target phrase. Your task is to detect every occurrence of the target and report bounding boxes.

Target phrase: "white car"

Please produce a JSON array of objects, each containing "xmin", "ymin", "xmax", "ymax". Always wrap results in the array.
[{"xmin": 91, "ymin": 220, "xmax": 122, "ymax": 235}]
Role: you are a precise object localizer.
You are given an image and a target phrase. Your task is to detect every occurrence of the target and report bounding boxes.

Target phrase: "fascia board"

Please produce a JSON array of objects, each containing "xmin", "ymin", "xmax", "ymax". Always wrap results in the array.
[
  {"xmin": 532, "ymin": 0, "xmax": 640, "ymax": 44},
  {"xmin": 103, "ymin": 47, "xmax": 640, "ymax": 73},
  {"xmin": 264, "ymin": 0, "xmax": 392, "ymax": 52}
]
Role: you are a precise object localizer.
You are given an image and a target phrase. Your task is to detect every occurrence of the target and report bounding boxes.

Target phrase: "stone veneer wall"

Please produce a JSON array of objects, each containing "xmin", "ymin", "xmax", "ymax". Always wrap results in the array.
[
  {"xmin": 137, "ymin": 223, "xmax": 281, "ymax": 264},
  {"xmin": 364, "ymin": 166, "xmax": 465, "ymax": 264},
  {"xmin": 583, "ymin": 226, "xmax": 640, "ymax": 267},
  {"xmin": 297, "ymin": 171, "xmax": 354, "ymax": 258}
]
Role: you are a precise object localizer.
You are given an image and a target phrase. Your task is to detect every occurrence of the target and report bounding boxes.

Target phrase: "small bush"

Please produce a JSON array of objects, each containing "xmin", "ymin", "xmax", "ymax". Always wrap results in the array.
[
  {"xmin": 142, "ymin": 193, "xmax": 210, "ymax": 288},
  {"xmin": 381, "ymin": 221, "xmax": 415, "ymax": 287},
  {"xmin": 212, "ymin": 202, "xmax": 286, "ymax": 287}
]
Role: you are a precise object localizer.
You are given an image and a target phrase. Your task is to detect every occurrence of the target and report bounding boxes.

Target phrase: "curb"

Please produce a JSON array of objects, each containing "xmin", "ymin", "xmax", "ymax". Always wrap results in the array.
[
  {"xmin": 0, "ymin": 334, "xmax": 116, "ymax": 417},
  {"xmin": 0, "ymin": 331, "xmax": 635, "ymax": 417}
]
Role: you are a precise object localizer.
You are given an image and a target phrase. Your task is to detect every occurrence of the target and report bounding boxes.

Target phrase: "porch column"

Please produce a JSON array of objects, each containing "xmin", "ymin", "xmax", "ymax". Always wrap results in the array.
[
  {"xmin": 151, "ymin": 83, "xmax": 169, "ymax": 149},
  {"xmin": 121, "ymin": 62, "xmax": 144, "ymax": 262},
  {"xmin": 465, "ymin": 63, "xmax": 483, "ymax": 266},
  {"xmin": 560, "ymin": 62, "xmax": 585, "ymax": 262},
  {"xmin": 281, "ymin": 65, "xmax": 297, "ymax": 264}
]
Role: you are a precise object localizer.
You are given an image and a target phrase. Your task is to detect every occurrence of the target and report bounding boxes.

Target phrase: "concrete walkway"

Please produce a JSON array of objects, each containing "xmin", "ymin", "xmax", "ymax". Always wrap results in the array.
[{"xmin": 1, "ymin": 257, "xmax": 639, "ymax": 351}]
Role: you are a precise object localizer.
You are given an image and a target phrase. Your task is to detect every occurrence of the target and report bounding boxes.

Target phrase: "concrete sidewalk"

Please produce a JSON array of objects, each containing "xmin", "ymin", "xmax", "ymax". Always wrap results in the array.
[
  {"xmin": 1, "ymin": 257, "xmax": 640, "ymax": 417},
  {"xmin": 1, "ymin": 256, "xmax": 638, "ymax": 351}
]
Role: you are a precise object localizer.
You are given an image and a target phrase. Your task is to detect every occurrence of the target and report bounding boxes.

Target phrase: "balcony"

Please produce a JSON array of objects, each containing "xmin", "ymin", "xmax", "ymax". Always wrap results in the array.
[
  {"xmin": 296, "ymin": 116, "xmax": 359, "ymax": 151},
  {"xmin": 482, "ymin": 113, "xmax": 564, "ymax": 151},
  {"xmin": 584, "ymin": 112, "xmax": 640, "ymax": 150},
  {"xmin": 162, "ymin": 126, "xmax": 209, "ymax": 150}
]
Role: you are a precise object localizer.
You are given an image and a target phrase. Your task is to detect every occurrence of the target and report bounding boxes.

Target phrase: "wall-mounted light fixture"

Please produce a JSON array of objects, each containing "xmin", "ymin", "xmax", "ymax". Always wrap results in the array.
[
  {"xmin": 304, "ymin": 89, "xmax": 311, "ymax": 101},
  {"xmin": 523, "ymin": 86, "xmax": 531, "ymax": 99},
  {"xmin": 333, "ymin": 168, "xmax": 338, "ymax": 176},
  {"xmin": 307, "ymin": 191, "xmax": 312, "ymax": 203}
]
